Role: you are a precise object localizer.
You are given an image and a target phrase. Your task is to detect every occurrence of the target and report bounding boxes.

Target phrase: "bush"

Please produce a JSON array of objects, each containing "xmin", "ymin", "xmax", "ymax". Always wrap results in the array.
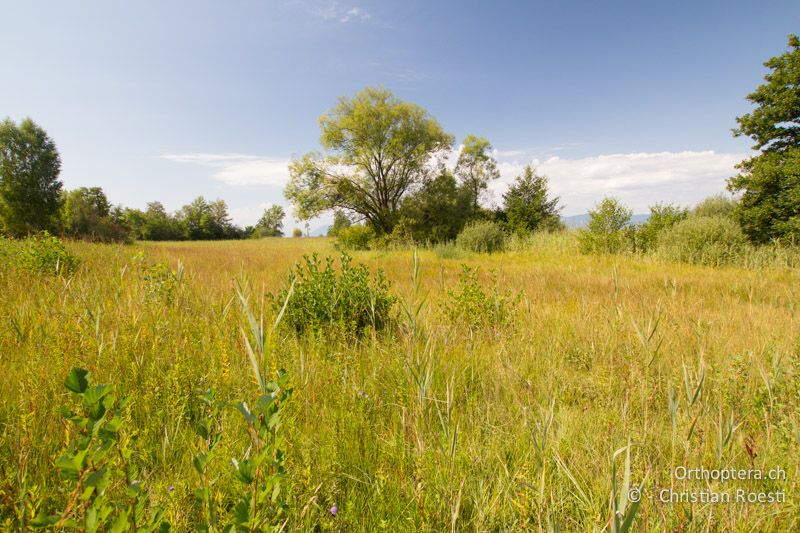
[
  {"xmin": 692, "ymin": 194, "xmax": 737, "ymax": 218},
  {"xmin": 578, "ymin": 197, "xmax": 632, "ymax": 254},
  {"xmin": 0, "ymin": 232, "xmax": 79, "ymax": 274},
  {"xmin": 441, "ymin": 265, "xmax": 518, "ymax": 332},
  {"xmin": 292, "ymin": 228, "xmax": 303, "ymax": 238},
  {"xmin": 637, "ymin": 203, "xmax": 689, "ymax": 252},
  {"xmin": 455, "ymin": 220, "xmax": 506, "ymax": 253},
  {"xmin": 335, "ymin": 225, "xmax": 375, "ymax": 250},
  {"xmin": 271, "ymin": 253, "xmax": 395, "ymax": 335},
  {"xmin": 657, "ymin": 216, "xmax": 748, "ymax": 266}
]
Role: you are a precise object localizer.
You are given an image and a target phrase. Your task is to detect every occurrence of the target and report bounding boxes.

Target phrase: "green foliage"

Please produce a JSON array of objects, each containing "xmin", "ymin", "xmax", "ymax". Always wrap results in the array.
[
  {"xmin": 692, "ymin": 194, "xmax": 737, "ymax": 219},
  {"xmin": 0, "ymin": 117, "xmax": 63, "ymax": 236},
  {"xmin": 1, "ymin": 232, "xmax": 79, "ymax": 275},
  {"xmin": 729, "ymin": 35, "xmax": 800, "ymax": 243},
  {"xmin": 502, "ymin": 165, "xmax": 562, "ymax": 236},
  {"xmin": 229, "ymin": 370, "xmax": 293, "ymax": 531},
  {"xmin": 252, "ymin": 205, "xmax": 286, "ymax": 238},
  {"xmin": 62, "ymin": 187, "xmax": 132, "ymax": 242},
  {"xmin": 285, "ymin": 86, "xmax": 454, "ymax": 234},
  {"xmin": 31, "ymin": 368, "xmax": 169, "ymax": 531},
  {"xmin": 637, "ymin": 203, "xmax": 688, "ymax": 251},
  {"xmin": 730, "ymin": 148, "xmax": 800, "ymax": 243},
  {"xmin": 326, "ymin": 210, "xmax": 351, "ymax": 237},
  {"xmin": 177, "ymin": 197, "xmax": 242, "ymax": 240},
  {"xmin": 657, "ymin": 215, "xmax": 748, "ymax": 266},
  {"xmin": 291, "ymin": 228, "xmax": 303, "ymax": 238},
  {"xmin": 454, "ymin": 134, "xmax": 500, "ymax": 210},
  {"xmin": 441, "ymin": 265, "xmax": 517, "ymax": 332},
  {"xmin": 270, "ymin": 253, "xmax": 395, "ymax": 335},
  {"xmin": 455, "ymin": 220, "xmax": 506, "ymax": 253},
  {"xmin": 334, "ymin": 224, "xmax": 375, "ymax": 251},
  {"xmin": 399, "ymin": 170, "xmax": 473, "ymax": 243},
  {"xmin": 578, "ymin": 197, "xmax": 632, "ymax": 254}
]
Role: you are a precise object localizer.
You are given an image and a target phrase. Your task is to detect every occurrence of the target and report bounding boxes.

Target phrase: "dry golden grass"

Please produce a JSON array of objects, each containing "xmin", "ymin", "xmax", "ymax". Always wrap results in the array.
[{"xmin": 1, "ymin": 234, "xmax": 798, "ymax": 530}]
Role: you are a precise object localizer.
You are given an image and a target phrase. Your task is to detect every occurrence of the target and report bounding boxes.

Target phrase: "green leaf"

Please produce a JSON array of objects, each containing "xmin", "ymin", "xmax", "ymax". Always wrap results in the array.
[
  {"xmin": 65, "ymin": 367, "xmax": 89, "ymax": 393},
  {"xmin": 29, "ymin": 510, "xmax": 59, "ymax": 528}
]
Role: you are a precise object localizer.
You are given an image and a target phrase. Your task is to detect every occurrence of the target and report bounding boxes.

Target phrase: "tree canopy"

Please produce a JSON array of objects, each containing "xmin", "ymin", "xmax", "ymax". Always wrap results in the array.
[
  {"xmin": 0, "ymin": 117, "xmax": 63, "ymax": 236},
  {"xmin": 502, "ymin": 165, "xmax": 561, "ymax": 235},
  {"xmin": 253, "ymin": 205, "xmax": 286, "ymax": 238},
  {"xmin": 729, "ymin": 35, "xmax": 800, "ymax": 243},
  {"xmin": 285, "ymin": 87, "xmax": 454, "ymax": 235},
  {"xmin": 455, "ymin": 134, "xmax": 500, "ymax": 210}
]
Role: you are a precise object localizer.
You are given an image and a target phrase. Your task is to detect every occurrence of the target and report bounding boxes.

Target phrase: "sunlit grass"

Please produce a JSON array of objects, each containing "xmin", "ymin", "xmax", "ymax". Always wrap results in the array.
[{"xmin": 1, "ymin": 234, "xmax": 798, "ymax": 530}]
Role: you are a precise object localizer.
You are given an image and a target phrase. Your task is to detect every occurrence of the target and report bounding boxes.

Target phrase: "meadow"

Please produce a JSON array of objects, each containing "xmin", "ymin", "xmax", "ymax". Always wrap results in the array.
[{"xmin": 1, "ymin": 234, "xmax": 798, "ymax": 531}]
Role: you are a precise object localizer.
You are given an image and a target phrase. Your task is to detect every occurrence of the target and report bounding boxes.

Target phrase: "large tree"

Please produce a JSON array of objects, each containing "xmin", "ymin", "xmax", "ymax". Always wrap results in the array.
[
  {"xmin": 0, "ymin": 117, "xmax": 63, "ymax": 236},
  {"xmin": 285, "ymin": 87, "xmax": 453, "ymax": 235},
  {"xmin": 502, "ymin": 165, "xmax": 562, "ymax": 235},
  {"xmin": 728, "ymin": 35, "xmax": 800, "ymax": 243},
  {"xmin": 454, "ymin": 134, "xmax": 500, "ymax": 210}
]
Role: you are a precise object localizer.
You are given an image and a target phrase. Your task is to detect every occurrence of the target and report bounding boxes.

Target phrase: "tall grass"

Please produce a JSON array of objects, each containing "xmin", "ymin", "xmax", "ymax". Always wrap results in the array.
[{"xmin": 0, "ymin": 234, "xmax": 798, "ymax": 529}]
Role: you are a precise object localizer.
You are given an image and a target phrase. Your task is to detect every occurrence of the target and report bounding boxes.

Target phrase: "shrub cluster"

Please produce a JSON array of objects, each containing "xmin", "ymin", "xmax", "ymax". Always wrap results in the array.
[
  {"xmin": 455, "ymin": 220, "xmax": 506, "ymax": 253},
  {"xmin": 0, "ymin": 232, "xmax": 79, "ymax": 275},
  {"xmin": 441, "ymin": 265, "xmax": 518, "ymax": 332},
  {"xmin": 271, "ymin": 253, "xmax": 395, "ymax": 335}
]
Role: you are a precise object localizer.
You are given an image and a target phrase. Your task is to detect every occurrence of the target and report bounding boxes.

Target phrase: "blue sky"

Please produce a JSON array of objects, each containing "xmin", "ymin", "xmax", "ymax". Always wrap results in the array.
[{"xmin": 2, "ymin": 0, "xmax": 799, "ymax": 227}]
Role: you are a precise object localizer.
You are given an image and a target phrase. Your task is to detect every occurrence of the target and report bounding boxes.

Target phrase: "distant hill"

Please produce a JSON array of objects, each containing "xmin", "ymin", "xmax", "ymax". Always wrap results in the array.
[{"xmin": 561, "ymin": 213, "xmax": 649, "ymax": 228}]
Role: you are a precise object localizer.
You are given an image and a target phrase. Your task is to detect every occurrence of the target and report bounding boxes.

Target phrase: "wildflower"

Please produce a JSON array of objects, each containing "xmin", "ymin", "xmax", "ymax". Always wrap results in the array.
[{"xmin": 330, "ymin": 505, "xmax": 338, "ymax": 516}]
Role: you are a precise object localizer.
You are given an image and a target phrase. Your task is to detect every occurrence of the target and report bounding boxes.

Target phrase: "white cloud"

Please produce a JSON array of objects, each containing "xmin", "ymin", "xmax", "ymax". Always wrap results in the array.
[
  {"xmin": 229, "ymin": 202, "xmax": 278, "ymax": 226},
  {"xmin": 160, "ymin": 153, "xmax": 290, "ymax": 186},
  {"xmin": 161, "ymin": 149, "xmax": 747, "ymax": 216},
  {"xmin": 309, "ymin": 2, "xmax": 370, "ymax": 22},
  {"xmin": 487, "ymin": 150, "xmax": 747, "ymax": 214}
]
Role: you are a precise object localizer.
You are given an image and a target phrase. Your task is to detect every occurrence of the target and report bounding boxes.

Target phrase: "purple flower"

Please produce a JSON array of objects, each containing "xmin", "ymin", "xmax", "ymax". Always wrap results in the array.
[
  {"xmin": 330, "ymin": 505, "xmax": 338, "ymax": 516},
  {"xmin": 359, "ymin": 390, "xmax": 368, "ymax": 399},
  {"xmin": 169, "ymin": 485, "xmax": 175, "ymax": 492}
]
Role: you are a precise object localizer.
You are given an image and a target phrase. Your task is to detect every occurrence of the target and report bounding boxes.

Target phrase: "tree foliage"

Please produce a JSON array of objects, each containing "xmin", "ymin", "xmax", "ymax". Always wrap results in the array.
[
  {"xmin": 285, "ymin": 87, "xmax": 453, "ymax": 235},
  {"xmin": 253, "ymin": 205, "xmax": 285, "ymax": 238},
  {"xmin": 399, "ymin": 170, "xmax": 473, "ymax": 242},
  {"xmin": 578, "ymin": 197, "xmax": 632, "ymax": 254},
  {"xmin": 0, "ymin": 117, "xmax": 63, "ymax": 236},
  {"xmin": 729, "ymin": 35, "xmax": 800, "ymax": 243},
  {"xmin": 502, "ymin": 165, "xmax": 562, "ymax": 235},
  {"xmin": 455, "ymin": 135, "xmax": 500, "ymax": 210}
]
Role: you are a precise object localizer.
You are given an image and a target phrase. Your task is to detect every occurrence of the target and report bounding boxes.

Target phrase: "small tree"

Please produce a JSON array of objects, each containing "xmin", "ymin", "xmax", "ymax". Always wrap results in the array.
[
  {"xmin": 327, "ymin": 210, "xmax": 351, "ymax": 237},
  {"xmin": 502, "ymin": 165, "xmax": 562, "ymax": 235},
  {"xmin": 578, "ymin": 197, "xmax": 632, "ymax": 254},
  {"xmin": 638, "ymin": 203, "xmax": 688, "ymax": 251},
  {"xmin": 253, "ymin": 205, "xmax": 285, "ymax": 238},
  {"xmin": 292, "ymin": 228, "xmax": 303, "ymax": 238},
  {"xmin": 399, "ymin": 169, "xmax": 473, "ymax": 242},
  {"xmin": 0, "ymin": 118, "xmax": 63, "ymax": 236},
  {"xmin": 455, "ymin": 134, "xmax": 500, "ymax": 210}
]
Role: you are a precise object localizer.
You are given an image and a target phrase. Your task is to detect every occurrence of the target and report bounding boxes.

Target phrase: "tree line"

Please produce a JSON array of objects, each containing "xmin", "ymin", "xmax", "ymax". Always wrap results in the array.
[
  {"xmin": 0, "ymin": 120, "xmax": 289, "ymax": 241},
  {"xmin": 2, "ymin": 35, "xmax": 798, "ymax": 245}
]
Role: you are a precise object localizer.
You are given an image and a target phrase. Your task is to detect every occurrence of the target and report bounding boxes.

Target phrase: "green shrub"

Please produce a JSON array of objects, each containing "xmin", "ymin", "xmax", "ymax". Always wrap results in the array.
[
  {"xmin": 578, "ymin": 197, "xmax": 632, "ymax": 254},
  {"xmin": 335, "ymin": 225, "xmax": 375, "ymax": 250},
  {"xmin": 657, "ymin": 215, "xmax": 748, "ymax": 266},
  {"xmin": 292, "ymin": 227, "xmax": 303, "ymax": 238},
  {"xmin": 441, "ymin": 266, "xmax": 518, "ymax": 332},
  {"xmin": 271, "ymin": 253, "xmax": 395, "ymax": 335},
  {"xmin": 692, "ymin": 194, "xmax": 737, "ymax": 218},
  {"xmin": 455, "ymin": 220, "xmax": 506, "ymax": 253},
  {"xmin": 1, "ymin": 232, "xmax": 79, "ymax": 275},
  {"xmin": 637, "ymin": 203, "xmax": 689, "ymax": 252}
]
